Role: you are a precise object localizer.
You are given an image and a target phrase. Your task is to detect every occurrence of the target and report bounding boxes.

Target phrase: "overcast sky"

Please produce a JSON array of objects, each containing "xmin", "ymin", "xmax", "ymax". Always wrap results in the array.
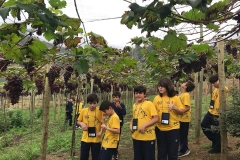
[{"xmin": 61, "ymin": 0, "xmax": 149, "ymax": 48}]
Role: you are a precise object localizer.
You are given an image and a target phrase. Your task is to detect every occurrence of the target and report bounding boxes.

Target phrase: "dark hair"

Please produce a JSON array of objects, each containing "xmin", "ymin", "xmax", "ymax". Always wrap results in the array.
[
  {"xmin": 158, "ymin": 77, "xmax": 176, "ymax": 97},
  {"xmin": 209, "ymin": 74, "xmax": 218, "ymax": 84},
  {"xmin": 70, "ymin": 97, "xmax": 75, "ymax": 101},
  {"xmin": 112, "ymin": 91, "xmax": 121, "ymax": 98},
  {"xmin": 99, "ymin": 100, "xmax": 112, "ymax": 111},
  {"xmin": 87, "ymin": 93, "xmax": 99, "ymax": 103},
  {"xmin": 134, "ymin": 85, "xmax": 146, "ymax": 94},
  {"xmin": 186, "ymin": 80, "xmax": 195, "ymax": 92}
]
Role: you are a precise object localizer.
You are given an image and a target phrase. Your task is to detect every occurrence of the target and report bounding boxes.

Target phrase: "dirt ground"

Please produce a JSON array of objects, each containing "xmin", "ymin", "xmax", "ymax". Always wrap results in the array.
[{"xmin": 42, "ymin": 130, "xmax": 240, "ymax": 160}]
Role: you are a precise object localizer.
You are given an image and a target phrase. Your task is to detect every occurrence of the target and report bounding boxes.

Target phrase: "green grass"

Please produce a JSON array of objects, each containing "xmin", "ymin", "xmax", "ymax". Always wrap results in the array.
[{"xmin": 0, "ymin": 107, "xmax": 82, "ymax": 160}]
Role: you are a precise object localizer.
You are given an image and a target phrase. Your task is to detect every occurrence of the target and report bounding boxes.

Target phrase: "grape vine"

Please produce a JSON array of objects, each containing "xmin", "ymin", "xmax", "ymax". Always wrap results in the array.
[{"xmin": 3, "ymin": 76, "xmax": 23, "ymax": 105}]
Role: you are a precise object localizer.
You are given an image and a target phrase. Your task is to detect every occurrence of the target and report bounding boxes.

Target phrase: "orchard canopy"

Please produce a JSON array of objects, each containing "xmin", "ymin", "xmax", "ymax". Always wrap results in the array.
[{"xmin": 0, "ymin": 0, "xmax": 239, "ymax": 103}]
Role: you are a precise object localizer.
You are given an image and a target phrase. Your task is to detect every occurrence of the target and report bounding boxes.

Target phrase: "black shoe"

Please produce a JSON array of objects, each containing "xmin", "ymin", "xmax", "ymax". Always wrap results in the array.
[
  {"xmin": 208, "ymin": 148, "xmax": 221, "ymax": 154},
  {"xmin": 178, "ymin": 150, "xmax": 190, "ymax": 157}
]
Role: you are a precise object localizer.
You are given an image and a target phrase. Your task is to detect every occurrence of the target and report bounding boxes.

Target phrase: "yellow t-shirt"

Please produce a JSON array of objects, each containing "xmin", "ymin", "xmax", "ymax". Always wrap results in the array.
[
  {"xmin": 179, "ymin": 92, "xmax": 191, "ymax": 122},
  {"xmin": 76, "ymin": 102, "xmax": 84, "ymax": 114},
  {"xmin": 208, "ymin": 87, "xmax": 228, "ymax": 116},
  {"xmin": 102, "ymin": 113, "xmax": 120, "ymax": 148},
  {"xmin": 153, "ymin": 95, "xmax": 183, "ymax": 131},
  {"xmin": 131, "ymin": 101, "xmax": 158, "ymax": 141},
  {"xmin": 78, "ymin": 107, "xmax": 102, "ymax": 143}
]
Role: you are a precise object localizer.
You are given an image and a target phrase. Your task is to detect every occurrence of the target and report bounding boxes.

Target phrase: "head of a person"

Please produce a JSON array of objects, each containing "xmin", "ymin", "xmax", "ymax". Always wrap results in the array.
[
  {"xmin": 112, "ymin": 91, "xmax": 121, "ymax": 102},
  {"xmin": 181, "ymin": 80, "xmax": 195, "ymax": 92},
  {"xmin": 99, "ymin": 100, "xmax": 114, "ymax": 116},
  {"xmin": 209, "ymin": 74, "xmax": 219, "ymax": 88},
  {"xmin": 134, "ymin": 85, "xmax": 146, "ymax": 102},
  {"xmin": 157, "ymin": 77, "xmax": 176, "ymax": 97},
  {"xmin": 69, "ymin": 97, "xmax": 75, "ymax": 102},
  {"xmin": 87, "ymin": 93, "xmax": 99, "ymax": 111}
]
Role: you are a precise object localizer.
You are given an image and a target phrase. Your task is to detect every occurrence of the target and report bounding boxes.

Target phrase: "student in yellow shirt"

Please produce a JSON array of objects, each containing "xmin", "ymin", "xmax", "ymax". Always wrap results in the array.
[
  {"xmin": 98, "ymin": 100, "xmax": 120, "ymax": 160},
  {"xmin": 153, "ymin": 77, "xmax": 184, "ymax": 160},
  {"xmin": 178, "ymin": 80, "xmax": 195, "ymax": 157},
  {"xmin": 130, "ymin": 85, "xmax": 158, "ymax": 160},
  {"xmin": 77, "ymin": 94, "xmax": 102, "ymax": 160},
  {"xmin": 75, "ymin": 101, "xmax": 84, "ymax": 129},
  {"xmin": 201, "ymin": 74, "xmax": 228, "ymax": 154}
]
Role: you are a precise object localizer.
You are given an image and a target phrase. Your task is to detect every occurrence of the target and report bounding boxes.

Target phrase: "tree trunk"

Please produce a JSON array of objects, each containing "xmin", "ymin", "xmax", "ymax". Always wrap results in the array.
[
  {"xmin": 194, "ymin": 73, "xmax": 200, "ymax": 143},
  {"xmin": 217, "ymin": 40, "xmax": 228, "ymax": 160},
  {"xmin": 57, "ymin": 93, "xmax": 61, "ymax": 121},
  {"xmin": 40, "ymin": 64, "xmax": 51, "ymax": 160},
  {"xmin": 29, "ymin": 88, "xmax": 34, "ymax": 125},
  {"xmin": 53, "ymin": 93, "xmax": 57, "ymax": 121}
]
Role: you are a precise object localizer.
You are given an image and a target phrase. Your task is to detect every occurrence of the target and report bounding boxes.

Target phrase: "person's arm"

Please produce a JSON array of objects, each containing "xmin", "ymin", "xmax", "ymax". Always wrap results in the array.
[
  {"xmin": 101, "ymin": 124, "xmax": 120, "ymax": 134},
  {"xmin": 182, "ymin": 105, "xmax": 190, "ymax": 113},
  {"xmin": 168, "ymin": 102, "xmax": 184, "ymax": 115},
  {"xmin": 78, "ymin": 121, "xmax": 88, "ymax": 131},
  {"xmin": 139, "ymin": 115, "xmax": 158, "ymax": 133}
]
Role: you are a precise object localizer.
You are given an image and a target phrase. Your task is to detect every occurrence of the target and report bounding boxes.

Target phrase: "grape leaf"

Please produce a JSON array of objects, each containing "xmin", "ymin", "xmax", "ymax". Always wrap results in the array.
[
  {"xmin": 206, "ymin": 23, "xmax": 219, "ymax": 31},
  {"xmin": 73, "ymin": 59, "xmax": 89, "ymax": 74},
  {"xmin": 49, "ymin": 0, "xmax": 66, "ymax": 9},
  {"xmin": 0, "ymin": 7, "xmax": 10, "ymax": 21},
  {"xmin": 129, "ymin": 3, "xmax": 146, "ymax": 15},
  {"xmin": 43, "ymin": 28, "xmax": 57, "ymax": 41},
  {"xmin": 182, "ymin": 9, "xmax": 205, "ymax": 21},
  {"xmin": 162, "ymin": 30, "xmax": 187, "ymax": 53},
  {"xmin": 3, "ymin": 0, "xmax": 15, "ymax": 7}
]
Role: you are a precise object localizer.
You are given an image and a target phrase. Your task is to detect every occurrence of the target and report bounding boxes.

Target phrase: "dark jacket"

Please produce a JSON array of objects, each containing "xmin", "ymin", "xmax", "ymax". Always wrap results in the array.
[
  {"xmin": 112, "ymin": 102, "xmax": 126, "ymax": 126},
  {"xmin": 66, "ymin": 100, "xmax": 73, "ymax": 113}
]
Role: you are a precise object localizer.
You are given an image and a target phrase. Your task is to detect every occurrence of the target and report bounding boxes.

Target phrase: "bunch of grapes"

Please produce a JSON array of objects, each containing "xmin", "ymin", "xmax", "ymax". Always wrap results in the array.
[
  {"xmin": 50, "ymin": 84, "xmax": 60, "ymax": 94},
  {"xmin": 170, "ymin": 71, "xmax": 182, "ymax": 81},
  {"xmin": 46, "ymin": 66, "xmax": 61, "ymax": 86},
  {"xmin": 3, "ymin": 76, "xmax": 23, "ymax": 105},
  {"xmin": 225, "ymin": 44, "xmax": 232, "ymax": 54},
  {"xmin": 65, "ymin": 82, "xmax": 78, "ymax": 93},
  {"xmin": 63, "ymin": 66, "xmax": 74, "ymax": 84},
  {"xmin": 35, "ymin": 77, "xmax": 44, "ymax": 95},
  {"xmin": 178, "ymin": 54, "xmax": 207, "ymax": 74},
  {"xmin": 231, "ymin": 47, "xmax": 238, "ymax": 58},
  {"xmin": 23, "ymin": 61, "xmax": 35, "ymax": 75}
]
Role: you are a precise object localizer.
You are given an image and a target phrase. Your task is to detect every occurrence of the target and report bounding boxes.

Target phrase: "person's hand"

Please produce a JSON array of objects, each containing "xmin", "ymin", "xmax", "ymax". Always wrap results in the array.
[
  {"xmin": 139, "ymin": 125, "xmax": 146, "ymax": 134},
  {"xmin": 115, "ymin": 101, "xmax": 122, "ymax": 109},
  {"xmin": 129, "ymin": 123, "xmax": 134, "ymax": 133},
  {"xmin": 81, "ymin": 123, "xmax": 88, "ymax": 131},
  {"xmin": 101, "ymin": 124, "xmax": 107, "ymax": 131},
  {"xmin": 168, "ymin": 102, "xmax": 175, "ymax": 111},
  {"xmin": 97, "ymin": 131, "xmax": 102, "ymax": 137}
]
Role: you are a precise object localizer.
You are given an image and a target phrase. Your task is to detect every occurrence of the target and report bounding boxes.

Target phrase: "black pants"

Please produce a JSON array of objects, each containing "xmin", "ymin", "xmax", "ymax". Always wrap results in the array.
[
  {"xmin": 98, "ymin": 147, "xmax": 115, "ymax": 160},
  {"xmin": 201, "ymin": 111, "xmax": 220, "ymax": 150},
  {"xmin": 113, "ymin": 127, "xmax": 122, "ymax": 156},
  {"xmin": 65, "ymin": 112, "xmax": 72, "ymax": 126},
  {"xmin": 132, "ymin": 139, "xmax": 155, "ymax": 160},
  {"xmin": 155, "ymin": 127, "xmax": 179, "ymax": 160},
  {"xmin": 179, "ymin": 122, "xmax": 189, "ymax": 153},
  {"xmin": 80, "ymin": 141, "xmax": 101, "ymax": 160}
]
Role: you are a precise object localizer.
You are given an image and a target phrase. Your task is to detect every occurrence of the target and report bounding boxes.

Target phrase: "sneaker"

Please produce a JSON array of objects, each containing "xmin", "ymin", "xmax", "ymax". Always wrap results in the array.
[
  {"xmin": 208, "ymin": 148, "xmax": 221, "ymax": 154},
  {"xmin": 178, "ymin": 150, "xmax": 190, "ymax": 157},
  {"xmin": 112, "ymin": 154, "xmax": 118, "ymax": 160}
]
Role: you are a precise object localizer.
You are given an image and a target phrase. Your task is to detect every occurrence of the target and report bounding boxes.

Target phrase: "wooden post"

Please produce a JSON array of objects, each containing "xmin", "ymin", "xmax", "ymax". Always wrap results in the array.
[
  {"xmin": 194, "ymin": 73, "xmax": 200, "ymax": 143},
  {"xmin": 217, "ymin": 40, "xmax": 228, "ymax": 160},
  {"xmin": 40, "ymin": 64, "xmax": 51, "ymax": 160}
]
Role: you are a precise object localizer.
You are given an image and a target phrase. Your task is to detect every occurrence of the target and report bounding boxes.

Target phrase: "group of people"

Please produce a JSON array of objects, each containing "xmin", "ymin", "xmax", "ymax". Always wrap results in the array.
[{"xmin": 65, "ymin": 74, "xmax": 225, "ymax": 160}]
